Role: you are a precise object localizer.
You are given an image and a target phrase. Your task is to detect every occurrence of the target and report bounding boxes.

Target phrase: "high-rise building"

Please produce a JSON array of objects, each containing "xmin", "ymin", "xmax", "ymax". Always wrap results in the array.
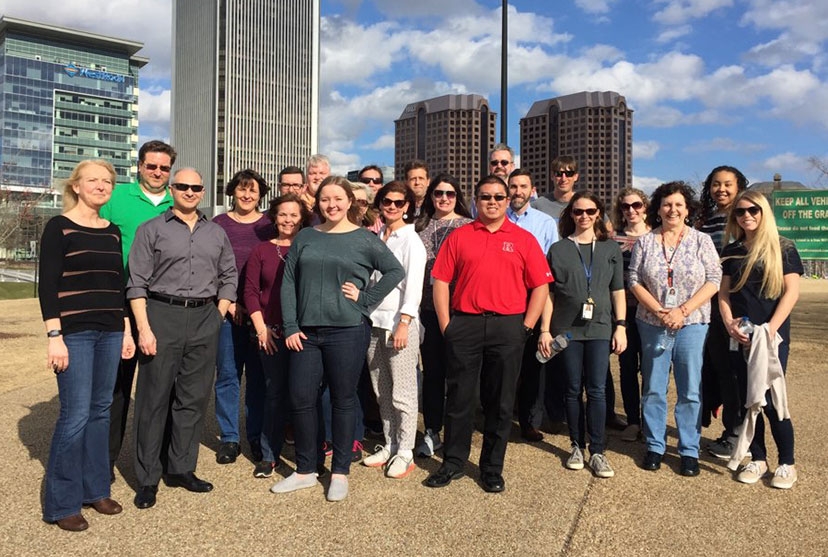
[
  {"xmin": 394, "ymin": 94, "xmax": 496, "ymax": 200},
  {"xmin": 520, "ymin": 91, "xmax": 632, "ymax": 204},
  {"xmin": 172, "ymin": 0, "xmax": 320, "ymax": 211},
  {"xmin": 0, "ymin": 16, "xmax": 145, "ymax": 196}
]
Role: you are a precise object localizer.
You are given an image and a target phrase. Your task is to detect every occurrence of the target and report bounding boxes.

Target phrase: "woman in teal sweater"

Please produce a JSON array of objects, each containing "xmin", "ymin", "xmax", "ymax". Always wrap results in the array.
[{"xmin": 271, "ymin": 176, "xmax": 404, "ymax": 502}]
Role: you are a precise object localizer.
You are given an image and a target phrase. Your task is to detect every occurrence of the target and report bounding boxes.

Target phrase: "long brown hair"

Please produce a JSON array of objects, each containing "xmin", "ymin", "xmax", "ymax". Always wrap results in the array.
[
  {"xmin": 558, "ymin": 190, "xmax": 609, "ymax": 240},
  {"xmin": 314, "ymin": 176, "xmax": 362, "ymax": 225}
]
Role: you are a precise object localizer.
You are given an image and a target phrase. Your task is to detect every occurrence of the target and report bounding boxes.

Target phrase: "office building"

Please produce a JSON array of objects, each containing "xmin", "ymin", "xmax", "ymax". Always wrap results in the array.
[
  {"xmin": 520, "ymin": 91, "xmax": 632, "ymax": 203},
  {"xmin": 394, "ymin": 94, "xmax": 496, "ymax": 200},
  {"xmin": 0, "ymin": 16, "xmax": 145, "ymax": 195},
  {"xmin": 172, "ymin": 0, "xmax": 320, "ymax": 211}
]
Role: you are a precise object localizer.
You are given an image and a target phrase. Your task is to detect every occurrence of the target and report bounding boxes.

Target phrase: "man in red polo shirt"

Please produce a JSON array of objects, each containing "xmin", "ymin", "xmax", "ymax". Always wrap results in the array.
[{"xmin": 426, "ymin": 175, "xmax": 552, "ymax": 493}]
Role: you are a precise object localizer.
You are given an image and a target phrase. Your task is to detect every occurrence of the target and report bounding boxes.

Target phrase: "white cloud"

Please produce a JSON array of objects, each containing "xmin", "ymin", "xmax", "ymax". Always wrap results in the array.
[
  {"xmin": 634, "ymin": 140, "xmax": 661, "ymax": 159},
  {"xmin": 632, "ymin": 175, "xmax": 664, "ymax": 194},
  {"xmin": 138, "ymin": 88, "xmax": 171, "ymax": 124},
  {"xmin": 575, "ymin": 0, "xmax": 618, "ymax": 15},
  {"xmin": 653, "ymin": 0, "xmax": 734, "ymax": 26},
  {"xmin": 369, "ymin": 0, "xmax": 483, "ymax": 18},
  {"xmin": 365, "ymin": 134, "xmax": 395, "ymax": 150},
  {"xmin": 656, "ymin": 24, "xmax": 692, "ymax": 43},
  {"xmin": 684, "ymin": 137, "xmax": 766, "ymax": 153},
  {"xmin": 762, "ymin": 152, "xmax": 809, "ymax": 173},
  {"xmin": 320, "ymin": 18, "xmax": 409, "ymax": 85}
]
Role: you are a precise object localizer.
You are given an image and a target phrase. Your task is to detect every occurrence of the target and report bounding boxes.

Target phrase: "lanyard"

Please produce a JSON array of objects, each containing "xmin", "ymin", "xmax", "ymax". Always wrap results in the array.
[
  {"xmin": 570, "ymin": 237, "xmax": 596, "ymax": 297},
  {"xmin": 661, "ymin": 227, "xmax": 685, "ymax": 287}
]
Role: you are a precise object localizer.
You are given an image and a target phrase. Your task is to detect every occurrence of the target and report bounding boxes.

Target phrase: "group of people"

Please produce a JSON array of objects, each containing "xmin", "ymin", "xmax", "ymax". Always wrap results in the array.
[{"xmin": 37, "ymin": 140, "xmax": 802, "ymax": 531}]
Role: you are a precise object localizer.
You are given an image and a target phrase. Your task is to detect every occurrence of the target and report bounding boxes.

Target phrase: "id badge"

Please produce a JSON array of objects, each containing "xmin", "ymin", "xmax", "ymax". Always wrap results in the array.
[
  {"xmin": 664, "ymin": 287, "xmax": 678, "ymax": 308},
  {"xmin": 581, "ymin": 302, "xmax": 594, "ymax": 321}
]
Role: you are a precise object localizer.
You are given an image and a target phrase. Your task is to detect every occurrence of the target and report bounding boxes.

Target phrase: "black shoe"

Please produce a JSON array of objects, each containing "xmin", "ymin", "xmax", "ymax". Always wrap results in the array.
[
  {"xmin": 249, "ymin": 439, "xmax": 263, "ymax": 463},
  {"xmin": 253, "ymin": 461, "xmax": 276, "ymax": 478},
  {"xmin": 641, "ymin": 451, "xmax": 663, "ymax": 471},
  {"xmin": 520, "ymin": 426, "xmax": 544, "ymax": 443},
  {"xmin": 481, "ymin": 472, "xmax": 505, "ymax": 493},
  {"xmin": 163, "ymin": 472, "xmax": 213, "ymax": 492},
  {"xmin": 425, "ymin": 467, "xmax": 464, "ymax": 488},
  {"xmin": 216, "ymin": 442, "xmax": 241, "ymax": 464},
  {"xmin": 134, "ymin": 485, "xmax": 158, "ymax": 509},
  {"xmin": 316, "ymin": 463, "xmax": 329, "ymax": 479},
  {"xmin": 680, "ymin": 456, "xmax": 700, "ymax": 477},
  {"xmin": 606, "ymin": 415, "xmax": 628, "ymax": 431}
]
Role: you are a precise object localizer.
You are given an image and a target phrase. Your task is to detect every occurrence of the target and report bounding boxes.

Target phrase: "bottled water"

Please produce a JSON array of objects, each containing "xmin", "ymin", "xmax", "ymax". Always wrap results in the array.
[
  {"xmin": 729, "ymin": 317, "xmax": 755, "ymax": 351},
  {"xmin": 655, "ymin": 328, "xmax": 677, "ymax": 353},
  {"xmin": 536, "ymin": 333, "xmax": 572, "ymax": 363}
]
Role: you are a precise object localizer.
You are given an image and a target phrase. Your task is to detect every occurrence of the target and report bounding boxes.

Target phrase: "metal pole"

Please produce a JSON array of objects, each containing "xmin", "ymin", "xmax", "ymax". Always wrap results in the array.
[{"xmin": 501, "ymin": 0, "xmax": 508, "ymax": 144}]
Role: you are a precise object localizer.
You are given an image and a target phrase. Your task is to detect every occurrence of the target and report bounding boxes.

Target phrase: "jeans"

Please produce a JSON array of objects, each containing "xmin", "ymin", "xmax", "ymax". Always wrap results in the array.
[
  {"xmin": 560, "ymin": 339, "xmax": 610, "ymax": 455},
  {"xmin": 617, "ymin": 318, "xmax": 643, "ymax": 426},
  {"xmin": 258, "ymin": 338, "xmax": 290, "ymax": 463},
  {"xmin": 215, "ymin": 317, "xmax": 265, "ymax": 444},
  {"xmin": 638, "ymin": 320, "xmax": 708, "ymax": 457},
  {"xmin": 289, "ymin": 320, "xmax": 370, "ymax": 475},
  {"xmin": 43, "ymin": 330, "xmax": 122, "ymax": 522}
]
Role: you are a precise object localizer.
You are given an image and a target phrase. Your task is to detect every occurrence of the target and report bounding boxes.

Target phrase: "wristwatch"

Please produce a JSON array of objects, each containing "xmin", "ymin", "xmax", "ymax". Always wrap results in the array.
[
  {"xmin": 399, "ymin": 316, "xmax": 412, "ymax": 325},
  {"xmin": 46, "ymin": 329, "xmax": 62, "ymax": 338}
]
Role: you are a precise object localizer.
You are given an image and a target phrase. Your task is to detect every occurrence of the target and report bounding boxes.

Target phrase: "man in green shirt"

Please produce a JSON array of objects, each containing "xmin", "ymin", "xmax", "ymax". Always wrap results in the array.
[{"xmin": 99, "ymin": 140, "xmax": 176, "ymax": 480}]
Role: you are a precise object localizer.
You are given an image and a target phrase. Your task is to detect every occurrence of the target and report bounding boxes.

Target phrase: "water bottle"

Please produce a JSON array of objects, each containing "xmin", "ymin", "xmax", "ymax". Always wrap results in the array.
[
  {"xmin": 729, "ymin": 317, "xmax": 754, "ymax": 351},
  {"xmin": 655, "ymin": 328, "xmax": 677, "ymax": 353},
  {"xmin": 536, "ymin": 333, "xmax": 571, "ymax": 363}
]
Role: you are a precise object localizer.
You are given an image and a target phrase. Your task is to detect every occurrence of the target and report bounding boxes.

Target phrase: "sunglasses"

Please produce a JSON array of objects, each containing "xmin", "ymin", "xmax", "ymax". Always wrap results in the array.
[
  {"xmin": 279, "ymin": 182, "xmax": 304, "ymax": 190},
  {"xmin": 490, "ymin": 159, "xmax": 511, "ymax": 167},
  {"xmin": 433, "ymin": 189, "xmax": 457, "ymax": 199},
  {"xmin": 354, "ymin": 199, "xmax": 369, "ymax": 208},
  {"xmin": 171, "ymin": 183, "xmax": 205, "ymax": 193},
  {"xmin": 572, "ymin": 207, "xmax": 599, "ymax": 216},
  {"xmin": 555, "ymin": 170, "xmax": 577, "ymax": 178},
  {"xmin": 381, "ymin": 198, "xmax": 407, "ymax": 208},
  {"xmin": 143, "ymin": 163, "xmax": 172, "ymax": 173},
  {"xmin": 734, "ymin": 205, "xmax": 762, "ymax": 217},
  {"xmin": 621, "ymin": 201, "xmax": 644, "ymax": 211},
  {"xmin": 477, "ymin": 193, "xmax": 509, "ymax": 202},
  {"xmin": 359, "ymin": 176, "xmax": 382, "ymax": 185}
]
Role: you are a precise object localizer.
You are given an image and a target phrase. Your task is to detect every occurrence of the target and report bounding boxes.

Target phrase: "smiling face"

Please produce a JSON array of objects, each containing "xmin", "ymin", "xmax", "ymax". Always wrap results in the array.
[
  {"xmin": 490, "ymin": 149, "xmax": 514, "ymax": 180},
  {"xmin": 571, "ymin": 198, "xmax": 600, "ymax": 234},
  {"xmin": 475, "ymin": 181, "xmax": 509, "ymax": 225},
  {"xmin": 352, "ymin": 187, "xmax": 369, "ymax": 218},
  {"xmin": 621, "ymin": 194, "xmax": 646, "ymax": 226},
  {"xmin": 658, "ymin": 192, "xmax": 688, "ymax": 231},
  {"xmin": 508, "ymin": 174, "xmax": 535, "ymax": 214},
  {"xmin": 279, "ymin": 172, "xmax": 306, "ymax": 197},
  {"xmin": 432, "ymin": 181, "xmax": 458, "ymax": 218},
  {"xmin": 73, "ymin": 163, "xmax": 114, "ymax": 210},
  {"xmin": 380, "ymin": 191, "xmax": 409, "ymax": 227},
  {"xmin": 275, "ymin": 200, "xmax": 303, "ymax": 240},
  {"xmin": 232, "ymin": 179, "xmax": 261, "ymax": 215},
  {"xmin": 306, "ymin": 164, "xmax": 330, "ymax": 195},
  {"xmin": 317, "ymin": 183, "xmax": 352, "ymax": 224},
  {"xmin": 710, "ymin": 170, "xmax": 740, "ymax": 211},
  {"xmin": 359, "ymin": 169, "xmax": 383, "ymax": 193},
  {"xmin": 139, "ymin": 151, "xmax": 173, "ymax": 195},
  {"xmin": 170, "ymin": 169, "xmax": 204, "ymax": 213},
  {"xmin": 552, "ymin": 166, "xmax": 579, "ymax": 197},
  {"xmin": 734, "ymin": 199, "xmax": 763, "ymax": 236}
]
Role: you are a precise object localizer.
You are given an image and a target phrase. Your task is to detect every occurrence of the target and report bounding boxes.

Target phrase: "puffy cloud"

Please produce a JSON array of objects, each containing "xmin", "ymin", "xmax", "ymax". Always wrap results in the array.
[
  {"xmin": 369, "ymin": 0, "xmax": 483, "ymax": 18},
  {"xmin": 320, "ymin": 18, "xmax": 409, "ymax": 85},
  {"xmin": 365, "ymin": 134, "xmax": 395, "ymax": 150},
  {"xmin": 138, "ymin": 88, "xmax": 171, "ymax": 125},
  {"xmin": 741, "ymin": 0, "xmax": 828, "ymax": 43},
  {"xmin": 656, "ymin": 24, "xmax": 692, "ymax": 43},
  {"xmin": 652, "ymin": 0, "xmax": 734, "ymax": 26},
  {"xmin": 632, "ymin": 175, "xmax": 665, "ymax": 194},
  {"xmin": 634, "ymin": 140, "xmax": 661, "ymax": 159},
  {"xmin": 761, "ymin": 152, "xmax": 809, "ymax": 174},
  {"xmin": 574, "ymin": 0, "xmax": 618, "ymax": 15}
]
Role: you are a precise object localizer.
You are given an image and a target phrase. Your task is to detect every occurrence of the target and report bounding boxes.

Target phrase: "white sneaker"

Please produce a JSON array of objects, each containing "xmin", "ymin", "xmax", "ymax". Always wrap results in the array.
[
  {"xmin": 566, "ymin": 445, "xmax": 584, "ymax": 470},
  {"xmin": 589, "ymin": 453, "xmax": 615, "ymax": 478},
  {"xmin": 362, "ymin": 445, "xmax": 391, "ymax": 468},
  {"xmin": 416, "ymin": 429, "xmax": 442, "ymax": 457},
  {"xmin": 737, "ymin": 460, "xmax": 768, "ymax": 484},
  {"xmin": 385, "ymin": 454, "xmax": 415, "ymax": 479},
  {"xmin": 771, "ymin": 464, "xmax": 798, "ymax": 489},
  {"xmin": 270, "ymin": 472, "xmax": 318, "ymax": 494}
]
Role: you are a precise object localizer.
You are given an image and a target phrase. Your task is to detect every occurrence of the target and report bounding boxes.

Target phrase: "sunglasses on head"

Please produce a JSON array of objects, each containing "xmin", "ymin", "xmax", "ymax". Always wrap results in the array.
[
  {"xmin": 432, "ymin": 189, "xmax": 457, "ymax": 199},
  {"xmin": 171, "ymin": 183, "xmax": 205, "ymax": 193},
  {"xmin": 477, "ymin": 193, "xmax": 508, "ymax": 202},
  {"xmin": 621, "ymin": 201, "xmax": 644, "ymax": 211},
  {"xmin": 490, "ymin": 159, "xmax": 511, "ymax": 167},
  {"xmin": 734, "ymin": 205, "xmax": 762, "ymax": 217},
  {"xmin": 381, "ymin": 198, "xmax": 407, "ymax": 208},
  {"xmin": 572, "ymin": 207, "xmax": 599, "ymax": 217},
  {"xmin": 555, "ymin": 170, "xmax": 577, "ymax": 178},
  {"xmin": 359, "ymin": 176, "xmax": 382, "ymax": 185},
  {"xmin": 143, "ymin": 163, "xmax": 172, "ymax": 173}
]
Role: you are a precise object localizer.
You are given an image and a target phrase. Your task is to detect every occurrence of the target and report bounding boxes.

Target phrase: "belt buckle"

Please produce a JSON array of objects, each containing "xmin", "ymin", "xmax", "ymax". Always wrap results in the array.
[{"xmin": 183, "ymin": 298, "xmax": 195, "ymax": 308}]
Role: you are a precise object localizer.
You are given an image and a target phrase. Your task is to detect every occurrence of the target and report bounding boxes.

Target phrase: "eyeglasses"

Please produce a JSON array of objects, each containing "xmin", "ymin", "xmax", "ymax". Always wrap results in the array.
[
  {"xmin": 572, "ymin": 207, "xmax": 599, "ymax": 216},
  {"xmin": 734, "ymin": 205, "xmax": 762, "ymax": 217},
  {"xmin": 381, "ymin": 198, "xmax": 407, "ymax": 208},
  {"xmin": 354, "ymin": 199, "xmax": 369, "ymax": 208},
  {"xmin": 359, "ymin": 176, "xmax": 382, "ymax": 185},
  {"xmin": 280, "ymin": 182, "xmax": 304, "ymax": 190},
  {"xmin": 555, "ymin": 170, "xmax": 577, "ymax": 178},
  {"xmin": 432, "ymin": 189, "xmax": 457, "ymax": 199},
  {"xmin": 143, "ymin": 163, "xmax": 172, "ymax": 173},
  {"xmin": 477, "ymin": 193, "xmax": 508, "ymax": 202},
  {"xmin": 171, "ymin": 183, "xmax": 205, "ymax": 193},
  {"xmin": 621, "ymin": 201, "xmax": 644, "ymax": 211},
  {"xmin": 490, "ymin": 159, "xmax": 511, "ymax": 167}
]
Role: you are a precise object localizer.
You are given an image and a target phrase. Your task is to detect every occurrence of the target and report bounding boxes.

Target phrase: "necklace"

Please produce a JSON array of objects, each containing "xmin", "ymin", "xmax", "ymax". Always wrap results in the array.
[
  {"xmin": 433, "ymin": 218, "xmax": 460, "ymax": 251},
  {"xmin": 274, "ymin": 244, "xmax": 287, "ymax": 263}
]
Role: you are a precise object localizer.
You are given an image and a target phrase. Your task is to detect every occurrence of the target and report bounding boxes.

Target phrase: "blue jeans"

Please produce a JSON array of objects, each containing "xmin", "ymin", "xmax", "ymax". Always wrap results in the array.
[
  {"xmin": 215, "ymin": 317, "xmax": 265, "ymax": 444},
  {"xmin": 289, "ymin": 320, "xmax": 370, "ymax": 475},
  {"xmin": 43, "ymin": 330, "xmax": 122, "ymax": 522},
  {"xmin": 560, "ymin": 339, "xmax": 610, "ymax": 455},
  {"xmin": 258, "ymin": 338, "xmax": 290, "ymax": 463},
  {"xmin": 638, "ymin": 320, "xmax": 707, "ymax": 457}
]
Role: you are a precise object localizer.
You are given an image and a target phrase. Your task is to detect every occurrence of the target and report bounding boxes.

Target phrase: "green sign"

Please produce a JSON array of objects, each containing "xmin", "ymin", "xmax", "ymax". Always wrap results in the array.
[{"xmin": 772, "ymin": 190, "xmax": 828, "ymax": 260}]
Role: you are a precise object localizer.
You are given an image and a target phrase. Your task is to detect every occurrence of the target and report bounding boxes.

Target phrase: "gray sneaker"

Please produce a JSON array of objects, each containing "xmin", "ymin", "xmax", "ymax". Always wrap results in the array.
[
  {"xmin": 416, "ymin": 429, "xmax": 442, "ymax": 457},
  {"xmin": 707, "ymin": 436, "xmax": 736, "ymax": 460},
  {"xmin": 565, "ymin": 445, "xmax": 584, "ymax": 470},
  {"xmin": 589, "ymin": 453, "xmax": 615, "ymax": 478}
]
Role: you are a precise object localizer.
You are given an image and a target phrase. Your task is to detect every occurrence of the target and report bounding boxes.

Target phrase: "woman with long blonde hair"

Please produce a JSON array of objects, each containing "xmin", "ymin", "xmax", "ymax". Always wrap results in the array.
[{"xmin": 719, "ymin": 190, "xmax": 803, "ymax": 488}]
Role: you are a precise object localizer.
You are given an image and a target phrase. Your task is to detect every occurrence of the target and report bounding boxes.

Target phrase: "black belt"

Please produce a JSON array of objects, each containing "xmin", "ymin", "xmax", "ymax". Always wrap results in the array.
[
  {"xmin": 149, "ymin": 292, "xmax": 215, "ymax": 308},
  {"xmin": 455, "ymin": 310, "xmax": 506, "ymax": 317}
]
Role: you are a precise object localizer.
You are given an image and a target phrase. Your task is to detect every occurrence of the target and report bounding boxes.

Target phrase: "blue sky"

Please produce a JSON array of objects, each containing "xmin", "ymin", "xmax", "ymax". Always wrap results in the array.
[{"xmin": 5, "ymin": 0, "xmax": 828, "ymax": 190}]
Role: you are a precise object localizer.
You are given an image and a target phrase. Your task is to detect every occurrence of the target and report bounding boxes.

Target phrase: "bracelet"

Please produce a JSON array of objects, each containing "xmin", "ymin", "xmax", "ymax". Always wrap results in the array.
[
  {"xmin": 540, "ymin": 330, "xmax": 550, "ymax": 333},
  {"xmin": 256, "ymin": 330, "xmax": 267, "ymax": 338},
  {"xmin": 679, "ymin": 304, "xmax": 690, "ymax": 317},
  {"xmin": 46, "ymin": 329, "xmax": 62, "ymax": 338}
]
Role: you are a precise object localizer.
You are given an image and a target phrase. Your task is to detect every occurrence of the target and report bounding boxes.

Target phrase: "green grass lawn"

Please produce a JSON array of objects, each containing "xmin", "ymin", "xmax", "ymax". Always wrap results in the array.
[{"xmin": 0, "ymin": 282, "xmax": 36, "ymax": 300}]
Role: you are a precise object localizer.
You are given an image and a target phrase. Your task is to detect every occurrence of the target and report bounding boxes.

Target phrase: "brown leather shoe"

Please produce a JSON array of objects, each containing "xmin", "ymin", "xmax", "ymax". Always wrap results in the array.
[
  {"xmin": 55, "ymin": 513, "xmax": 89, "ymax": 532},
  {"xmin": 89, "ymin": 497, "xmax": 123, "ymax": 515}
]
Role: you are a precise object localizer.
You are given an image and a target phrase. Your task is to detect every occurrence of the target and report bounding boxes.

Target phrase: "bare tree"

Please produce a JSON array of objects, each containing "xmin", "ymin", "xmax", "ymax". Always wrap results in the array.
[{"xmin": 807, "ymin": 156, "xmax": 828, "ymax": 188}]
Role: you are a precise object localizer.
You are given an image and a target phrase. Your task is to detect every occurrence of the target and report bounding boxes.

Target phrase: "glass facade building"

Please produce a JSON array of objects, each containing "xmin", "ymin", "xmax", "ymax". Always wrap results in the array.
[{"xmin": 0, "ymin": 16, "xmax": 146, "ymax": 194}]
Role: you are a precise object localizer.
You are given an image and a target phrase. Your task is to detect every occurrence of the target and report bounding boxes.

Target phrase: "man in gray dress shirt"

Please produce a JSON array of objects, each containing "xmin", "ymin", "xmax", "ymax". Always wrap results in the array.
[{"xmin": 127, "ymin": 168, "xmax": 237, "ymax": 509}]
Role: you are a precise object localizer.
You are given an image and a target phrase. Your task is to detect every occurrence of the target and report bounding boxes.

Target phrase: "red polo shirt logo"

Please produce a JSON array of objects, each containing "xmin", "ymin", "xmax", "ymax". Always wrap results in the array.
[{"xmin": 502, "ymin": 242, "xmax": 515, "ymax": 253}]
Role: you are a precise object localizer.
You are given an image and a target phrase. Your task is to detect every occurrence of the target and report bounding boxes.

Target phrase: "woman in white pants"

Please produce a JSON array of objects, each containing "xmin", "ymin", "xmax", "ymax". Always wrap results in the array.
[{"xmin": 363, "ymin": 181, "xmax": 427, "ymax": 478}]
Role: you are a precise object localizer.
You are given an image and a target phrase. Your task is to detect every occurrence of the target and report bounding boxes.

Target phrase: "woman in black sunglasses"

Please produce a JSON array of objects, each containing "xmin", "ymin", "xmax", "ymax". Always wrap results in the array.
[{"xmin": 539, "ymin": 190, "xmax": 626, "ymax": 479}]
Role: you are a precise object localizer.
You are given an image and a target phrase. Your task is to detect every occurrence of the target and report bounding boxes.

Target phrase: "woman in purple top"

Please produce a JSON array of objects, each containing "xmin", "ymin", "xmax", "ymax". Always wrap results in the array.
[
  {"xmin": 212, "ymin": 169, "xmax": 276, "ymax": 466},
  {"xmin": 245, "ymin": 194, "xmax": 311, "ymax": 478},
  {"xmin": 628, "ymin": 181, "xmax": 721, "ymax": 477}
]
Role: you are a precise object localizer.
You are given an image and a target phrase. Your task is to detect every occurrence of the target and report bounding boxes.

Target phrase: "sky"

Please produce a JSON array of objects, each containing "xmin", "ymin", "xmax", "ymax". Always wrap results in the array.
[{"xmin": 3, "ymin": 0, "xmax": 828, "ymax": 191}]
